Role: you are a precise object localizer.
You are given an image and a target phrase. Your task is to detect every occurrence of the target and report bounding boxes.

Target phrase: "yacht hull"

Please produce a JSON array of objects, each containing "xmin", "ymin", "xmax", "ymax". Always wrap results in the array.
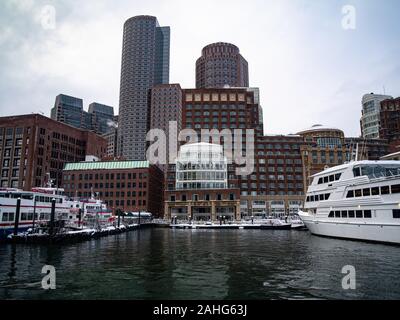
[{"xmin": 298, "ymin": 211, "xmax": 400, "ymax": 244}]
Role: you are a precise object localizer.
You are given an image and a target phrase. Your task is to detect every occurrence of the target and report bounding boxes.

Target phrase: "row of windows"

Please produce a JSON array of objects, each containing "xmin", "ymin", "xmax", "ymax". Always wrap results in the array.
[
  {"xmin": 328, "ymin": 210, "xmax": 372, "ymax": 218},
  {"xmin": 346, "ymin": 184, "xmax": 400, "ymax": 198},
  {"xmin": 0, "ymin": 193, "xmax": 62, "ymax": 203},
  {"xmin": 318, "ymin": 173, "xmax": 342, "ymax": 184},
  {"xmin": 63, "ymin": 173, "xmax": 147, "ymax": 181},
  {"xmin": 1, "ymin": 212, "xmax": 51, "ymax": 222},
  {"xmin": 64, "ymin": 182, "xmax": 147, "ymax": 190},
  {"xmin": 106, "ymin": 199, "xmax": 146, "ymax": 207},
  {"xmin": 169, "ymin": 193, "xmax": 236, "ymax": 202},
  {"xmin": 306, "ymin": 193, "xmax": 331, "ymax": 202}
]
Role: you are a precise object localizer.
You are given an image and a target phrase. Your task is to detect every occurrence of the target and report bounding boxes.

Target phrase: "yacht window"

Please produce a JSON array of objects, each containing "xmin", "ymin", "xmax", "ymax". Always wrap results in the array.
[
  {"xmin": 325, "ymin": 194, "xmax": 331, "ymax": 200},
  {"xmin": 353, "ymin": 167, "xmax": 361, "ymax": 177},
  {"xmin": 328, "ymin": 211, "xmax": 334, "ymax": 218},
  {"xmin": 363, "ymin": 188, "xmax": 371, "ymax": 197},
  {"xmin": 324, "ymin": 176, "xmax": 329, "ymax": 183},
  {"xmin": 318, "ymin": 178, "xmax": 323, "ymax": 185},
  {"xmin": 364, "ymin": 210, "xmax": 372, "ymax": 218},
  {"xmin": 391, "ymin": 184, "xmax": 400, "ymax": 194},
  {"xmin": 335, "ymin": 173, "xmax": 342, "ymax": 181},
  {"xmin": 393, "ymin": 210, "xmax": 400, "ymax": 219},
  {"xmin": 306, "ymin": 196, "xmax": 310, "ymax": 202},
  {"xmin": 335, "ymin": 211, "xmax": 341, "ymax": 218},
  {"xmin": 355, "ymin": 190, "xmax": 362, "ymax": 197},
  {"xmin": 329, "ymin": 175, "xmax": 334, "ymax": 182},
  {"xmin": 319, "ymin": 194, "xmax": 324, "ymax": 201},
  {"xmin": 371, "ymin": 187, "xmax": 380, "ymax": 196},
  {"xmin": 310, "ymin": 196, "xmax": 315, "ymax": 202},
  {"xmin": 356, "ymin": 210, "xmax": 363, "ymax": 218},
  {"xmin": 346, "ymin": 190, "xmax": 354, "ymax": 198},
  {"xmin": 341, "ymin": 211, "xmax": 348, "ymax": 218},
  {"xmin": 348, "ymin": 210, "xmax": 355, "ymax": 218},
  {"xmin": 381, "ymin": 186, "xmax": 390, "ymax": 195}
]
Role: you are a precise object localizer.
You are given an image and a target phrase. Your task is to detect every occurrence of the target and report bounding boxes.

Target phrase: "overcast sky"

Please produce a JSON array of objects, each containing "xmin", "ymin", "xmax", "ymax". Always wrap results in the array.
[{"xmin": 0, "ymin": 0, "xmax": 399, "ymax": 136}]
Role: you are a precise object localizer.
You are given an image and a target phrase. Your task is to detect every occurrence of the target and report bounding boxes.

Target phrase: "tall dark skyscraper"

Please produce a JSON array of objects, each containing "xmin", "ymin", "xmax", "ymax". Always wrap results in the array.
[
  {"xmin": 50, "ymin": 94, "xmax": 114, "ymax": 134},
  {"xmin": 196, "ymin": 42, "xmax": 249, "ymax": 89},
  {"xmin": 118, "ymin": 15, "xmax": 170, "ymax": 160}
]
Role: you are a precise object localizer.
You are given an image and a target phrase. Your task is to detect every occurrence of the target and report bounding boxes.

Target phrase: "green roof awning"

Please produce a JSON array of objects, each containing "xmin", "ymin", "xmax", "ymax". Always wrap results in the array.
[{"xmin": 64, "ymin": 161, "xmax": 150, "ymax": 171}]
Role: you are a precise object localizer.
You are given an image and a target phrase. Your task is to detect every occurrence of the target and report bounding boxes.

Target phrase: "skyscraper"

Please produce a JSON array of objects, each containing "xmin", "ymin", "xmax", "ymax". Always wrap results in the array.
[
  {"xmin": 118, "ymin": 15, "xmax": 170, "ymax": 160},
  {"xmin": 150, "ymin": 84, "xmax": 182, "ymax": 172},
  {"xmin": 51, "ymin": 94, "xmax": 85, "ymax": 130},
  {"xmin": 50, "ymin": 94, "xmax": 115, "ymax": 134},
  {"xmin": 196, "ymin": 42, "xmax": 249, "ymax": 89},
  {"xmin": 360, "ymin": 93, "xmax": 393, "ymax": 139},
  {"xmin": 88, "ymin": 103, "xmax": 115, "ymax": 135}
]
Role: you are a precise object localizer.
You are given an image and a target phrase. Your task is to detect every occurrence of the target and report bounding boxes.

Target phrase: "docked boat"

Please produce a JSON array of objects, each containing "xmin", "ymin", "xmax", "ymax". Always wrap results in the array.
[
  {"xmin": 0, "ymin": 186, "xmax": 112, "ymax": 240},
  {"xmin": 298, "ymin": 160, "xmax": 400, "ymax": 244},
  {"xmin": 0, "ymin": 187, "xmax": 72, "ymax": 239}
]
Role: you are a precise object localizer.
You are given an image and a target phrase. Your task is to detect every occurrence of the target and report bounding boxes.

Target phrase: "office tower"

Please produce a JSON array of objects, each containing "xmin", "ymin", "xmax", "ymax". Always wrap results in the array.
[
  {"xmin": 88, "ymin": 103, "xmax": 115, "ymax": 135},
  {"xmin": 0, "ymin": 114, "xmax": 107, "ymax": 190},
  {"xmin": 118, "ymin": 15, "xmax": 170, "ymax": 160},
  {"xmin": 196, "ymin": 42, "xmax": 249, "ymax": 89},
  {"xmin": 51, "ymin": 94, "xmax": 114, "ymax": 134},
  {"xmin": 150, "ymin": 84, "xmax": 182, "ymax": 172},
  {"xmin": 51, "ymin": 94, "xmax": 84, "ymax": 129},
  {"xmin": 360, "ymin": 93, "xmax": 393, "ymax": 139}
]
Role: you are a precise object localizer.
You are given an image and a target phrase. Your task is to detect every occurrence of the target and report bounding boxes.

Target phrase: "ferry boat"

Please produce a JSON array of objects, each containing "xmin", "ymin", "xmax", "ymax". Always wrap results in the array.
[
  {"xmin": 298, "ymin": 161, "xmax": 400, "ymax": 244},
  {"xmin": 0, "ymin": 187, "xmax": 72, "ymax": 239},
  {"xmin": 0, "ymin": 187, "xmax": 112, "ymax": 239}
]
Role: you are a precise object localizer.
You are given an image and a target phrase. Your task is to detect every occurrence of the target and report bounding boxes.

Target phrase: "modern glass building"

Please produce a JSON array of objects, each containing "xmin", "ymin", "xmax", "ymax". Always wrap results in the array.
[
  {"xmin": 118, "ymin": 16, "xmax": 170, "ymax": 160},
  {"xmin": 51, "ymin": 95, "xmax": 114, "ymax": 135},
  {"xmin": 175, "ymin": 143, "xmax": 228, "ymax": 190},
  {"xmin": 51, "ymin": 94, "xmax": 84, "ymax": 130},
  {"xmin": 88, "ymin": 103, "xmax": 115, "ymax": 135},
  {"xmin": 361, "ymin": 93, "xmax": 393, "ymax": 139}
]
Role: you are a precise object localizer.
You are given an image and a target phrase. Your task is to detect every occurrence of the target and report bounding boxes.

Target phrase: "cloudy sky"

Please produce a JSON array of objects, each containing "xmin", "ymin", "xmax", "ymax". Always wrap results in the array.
[{"xmin": 0, "ymin": 0, "xmax": 399, "ymax": 136}]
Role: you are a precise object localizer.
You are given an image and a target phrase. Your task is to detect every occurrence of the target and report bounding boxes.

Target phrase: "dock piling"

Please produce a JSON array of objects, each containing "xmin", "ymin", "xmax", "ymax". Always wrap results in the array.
[
  {"xmin": 49, "ymin": 198, "xmax": 56, "ymax": 236},
  {"xmin": 13, "ymin": 198, "xmax": 21, "ymax": 236}
]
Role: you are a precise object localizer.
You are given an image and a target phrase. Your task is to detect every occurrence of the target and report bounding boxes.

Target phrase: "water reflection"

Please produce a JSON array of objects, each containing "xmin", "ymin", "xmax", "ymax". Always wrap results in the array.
[{"xmin": 0, "ymin": 229, "xmax": 399, "ymax": 300}]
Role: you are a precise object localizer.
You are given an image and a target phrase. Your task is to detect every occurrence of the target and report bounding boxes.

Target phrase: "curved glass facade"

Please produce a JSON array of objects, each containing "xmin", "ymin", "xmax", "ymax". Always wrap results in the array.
[{"xmin": 176, "ymin": 143, "xmax": 228, "ymax": 190}]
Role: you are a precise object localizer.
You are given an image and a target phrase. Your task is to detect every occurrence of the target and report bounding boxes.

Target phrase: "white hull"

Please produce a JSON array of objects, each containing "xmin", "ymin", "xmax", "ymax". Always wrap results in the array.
[{"xmin": 299, "ymin": 211, "xmax": 400, "ymax": 244}]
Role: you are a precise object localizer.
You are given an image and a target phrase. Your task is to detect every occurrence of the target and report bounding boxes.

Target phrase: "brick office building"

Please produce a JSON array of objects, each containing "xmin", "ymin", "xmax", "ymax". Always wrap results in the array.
[
  {"xmin": 0, "ymin": 114, "xmax": 107, "ymax": 190},
  {"xmin": 240, "ymin": 135, "xmax": 305, "ymax": 218},
  {"xmin": 179, "ymin": 88, "xmax": 306, "ymax": 218},
  {"xmin": 379, "ymin": 97, "xmax": 400, "ymax": 153},
  {"xmin": 63, "ymin": 161, "xmax": 164, "ymax": 217}
]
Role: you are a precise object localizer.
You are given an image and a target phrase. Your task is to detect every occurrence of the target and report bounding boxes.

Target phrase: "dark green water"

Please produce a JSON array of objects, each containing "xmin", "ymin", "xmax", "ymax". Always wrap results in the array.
[{"xmin": 0, "ymin": 228, "xmax": 399, "ymax": 300}]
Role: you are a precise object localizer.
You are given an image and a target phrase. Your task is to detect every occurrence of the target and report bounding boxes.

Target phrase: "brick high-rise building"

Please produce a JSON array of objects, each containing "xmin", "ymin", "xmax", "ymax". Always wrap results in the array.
[
  {"xmin": 196, "ymin": 42, "xmax": 249, "ymax": 89},
  {"xmin": 379, "ymin": 97, "xmax": 400, "ymax": 153},
  {"xmin": 118, "ymin": 16, "xmax": 170, "ymax": 160},
  {"xmin": 182, "ymin": 88, "xmax": 263, "ymax": 138},
  {"xmin": 0, "ymin": 114, "xmax": 107, "ymax": 190},
  {"xmin": 150, "ymin": 84, "xmax": 182, "ymax": 172}
]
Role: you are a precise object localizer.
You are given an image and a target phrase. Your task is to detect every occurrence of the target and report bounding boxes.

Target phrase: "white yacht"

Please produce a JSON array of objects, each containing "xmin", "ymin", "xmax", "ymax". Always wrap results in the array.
[{"xmin": 298, "ymin": 161, "xmax": 400, "ymax": 244}]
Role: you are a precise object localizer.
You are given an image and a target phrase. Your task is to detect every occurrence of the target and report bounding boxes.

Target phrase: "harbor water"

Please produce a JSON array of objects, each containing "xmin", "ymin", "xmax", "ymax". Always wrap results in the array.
[{"xmin": 0, "ymin": 228, "xmax": 399, "ymax": 300}]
